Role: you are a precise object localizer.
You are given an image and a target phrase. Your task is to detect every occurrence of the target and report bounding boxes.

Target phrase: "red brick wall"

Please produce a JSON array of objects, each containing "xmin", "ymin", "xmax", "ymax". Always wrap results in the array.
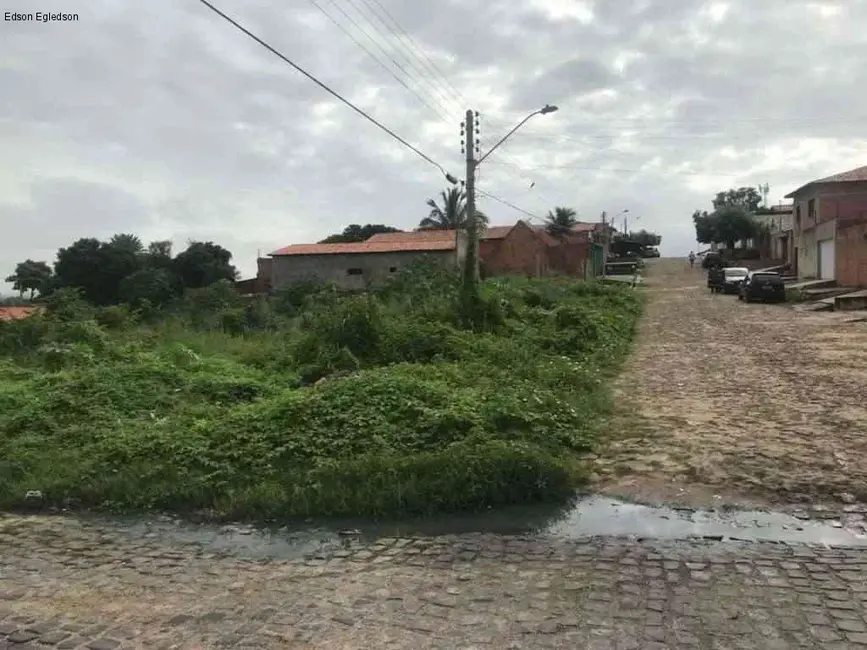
[
  {"xmin": 481, "ymin": 222, "xmax": 549, "ymax": 277},
  {"xmin": 479, "ymin": 239, "xmax": 499, "ymax": 262},
  {"xmin": 837, "ymin": 222, "xmax": 867, "ymax": 288},
  {"xmin": 236, "ymin": 257, "xmax": 274, "ymax": 295},
  {"xmin": 257, "ymin": 257, "xmax": 273, "ymax": 286},
  {"xmin": 820, "ymin": 193, "xmax": 867, "ymax": 223},
  {"xmin": 548, "ymin": 242, "xmax": 590, "ymax": 276}
]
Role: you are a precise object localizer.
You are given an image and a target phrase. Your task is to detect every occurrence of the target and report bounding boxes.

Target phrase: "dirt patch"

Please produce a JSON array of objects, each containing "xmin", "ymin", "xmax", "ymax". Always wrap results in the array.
[{"xmin": 594, "ymin": 258, "xmax": 867, "ymax": 510}]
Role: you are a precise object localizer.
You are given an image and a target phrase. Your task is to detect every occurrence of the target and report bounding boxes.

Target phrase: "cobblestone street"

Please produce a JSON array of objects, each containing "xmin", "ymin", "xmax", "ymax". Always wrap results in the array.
[
  {"xmin": 4, "ymin": 259, "xmax": 867, "ymax": 649},
  {"xmin": 2, "ymin": 515, "xmax": 867, "ymax": 649},
  {"xmin": 596, "ymin": 258, "xmax": 867, "ymax": 509}
]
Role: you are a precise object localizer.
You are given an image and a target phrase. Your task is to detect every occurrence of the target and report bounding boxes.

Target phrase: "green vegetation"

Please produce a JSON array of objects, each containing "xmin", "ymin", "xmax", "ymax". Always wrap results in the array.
[
  {"xmin": 692, "ymin": 186, "xmax": 770, "ymax": 251},
  {"xmin": 0, "ymin": 262, "xmax": 641, "ymax": 520},
  {"xmin": 318, "ymin": 224, "xmax": 403, "ymax": 244}
]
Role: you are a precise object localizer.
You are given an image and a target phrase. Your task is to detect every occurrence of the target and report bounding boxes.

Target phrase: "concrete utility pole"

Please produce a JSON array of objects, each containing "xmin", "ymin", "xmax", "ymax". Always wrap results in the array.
[
  {"xmin": 460, "ymin": 104, "xmax": 559, "ymax": 298},
  {"xmin": 463, "ymin": 109, "xmax": 479, "ymax": 287}
]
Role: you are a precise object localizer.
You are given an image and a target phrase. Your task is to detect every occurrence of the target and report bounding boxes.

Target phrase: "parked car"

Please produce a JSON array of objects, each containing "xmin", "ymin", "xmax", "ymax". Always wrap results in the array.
[
  {"xmin": 718, "ymin": 267, "xmax": 749, "ymax": 294},
  {"xmin": 738, "ymin": 271, "xmax": 786, "ymax": 303}
]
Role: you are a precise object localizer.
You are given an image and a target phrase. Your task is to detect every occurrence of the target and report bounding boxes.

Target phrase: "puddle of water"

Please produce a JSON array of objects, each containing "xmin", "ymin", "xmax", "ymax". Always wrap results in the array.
[
  {"xmin": 101, "ymin": 495, "xmax": 867, "ymax": 561},
  {"xmin": 544, "ymin": 496, "xmax": 866, "ymax": 546}
]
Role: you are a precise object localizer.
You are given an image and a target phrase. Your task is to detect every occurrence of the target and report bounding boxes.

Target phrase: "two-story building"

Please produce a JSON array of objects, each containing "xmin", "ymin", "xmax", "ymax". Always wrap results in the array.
[
  {"xmin": 785, "ymin": 165, "xmax": 867, "ymax": 286},
  {"xmin": 765, "ymin": 203, "xmax": 794, "ymax": 264}
]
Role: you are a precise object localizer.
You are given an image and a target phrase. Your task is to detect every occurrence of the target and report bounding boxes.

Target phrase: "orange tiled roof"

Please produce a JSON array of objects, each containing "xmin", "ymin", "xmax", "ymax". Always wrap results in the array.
[
  {"xmin": 365, "ymin": 230, "xmax": 455, "ymax": 244},
  {"xmin": 271, "ymin": 224, "xmax": 523, "ymax": 256},
  {"xmin": 365, "ymin": 225, "xmax": 515, "ymax": 244},
  {"xmin": 0, "ymin": 306, "xmax": 42, "ymax": 321},
  {"xmin": 786, "ymin": 165, "xmax": 867, "ymax": 197},
  {"xmin": 270, "ymin": 240, "xmax": 456, "ymax": 256},
  {"xmin": 481, "ymin": 225, "xmax": 515, "ymax": 240}
]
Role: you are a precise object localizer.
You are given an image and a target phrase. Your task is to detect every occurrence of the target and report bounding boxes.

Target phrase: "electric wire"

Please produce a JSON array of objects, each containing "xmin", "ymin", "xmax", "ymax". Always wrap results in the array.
[{"xmin": 197, "ymin": 0, "xmax": 456, "ymax": 180}]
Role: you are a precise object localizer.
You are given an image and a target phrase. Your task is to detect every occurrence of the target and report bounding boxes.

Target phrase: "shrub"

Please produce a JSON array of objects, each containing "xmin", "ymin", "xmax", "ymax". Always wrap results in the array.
[
  {"xmin": 0, "ymin": 314, "xmax": 52, "ymax": 355},
  {"xmin": 0, "ymin": 272, "xmax": 641, "ymax": 519},
  {"xmin": 44, "ymin": 287, "xmax": 94, "ymax": 322},
  {"xmin": 271, "ymin": 278, "xmax": 333, "ymax": 315},
  {"xmin": 96, "ymin": 305, "xmax": 134, "ymax": 330},
  {"xmin": 298, "ymin": 294, "xmax": 384, "ymax": 363}
]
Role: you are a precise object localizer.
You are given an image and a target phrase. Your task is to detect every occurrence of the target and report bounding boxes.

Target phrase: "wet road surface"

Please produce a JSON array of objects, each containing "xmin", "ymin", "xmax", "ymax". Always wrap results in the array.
[{"xmin": 3, "ymin": 504, "xmax": 867, "ymax": 649}]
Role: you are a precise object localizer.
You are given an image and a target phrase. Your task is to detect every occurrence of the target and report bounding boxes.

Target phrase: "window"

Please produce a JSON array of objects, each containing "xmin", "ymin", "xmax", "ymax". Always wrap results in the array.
[
  {"xmin": 346, "ymin": 268, "xmax": 363, "ymax": 276},
  {"xmin": 389, "ymin": 266, "xmax": 397, "ymax": 273},
  {"xmin": 808, "ymin": 199, "xmax": 816, "ymax": 219}
]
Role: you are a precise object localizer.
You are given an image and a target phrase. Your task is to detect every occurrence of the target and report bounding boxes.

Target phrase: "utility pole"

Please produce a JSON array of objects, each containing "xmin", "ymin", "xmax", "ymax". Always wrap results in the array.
[
  {"xmin": 461, "ymin": 109, "xmax": 479, "ymax": 314},
  {"xmin": 458, "ymin": 104, "xmax": 557, "ymax": 323}
]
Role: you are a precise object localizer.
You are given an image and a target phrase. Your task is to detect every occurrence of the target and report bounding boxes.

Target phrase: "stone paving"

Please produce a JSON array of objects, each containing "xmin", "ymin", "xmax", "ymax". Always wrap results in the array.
[
  {"xmin": 3, "ymin": 515, "xmax": 867, "ymax": 649},
  {"xmin": 595, "ymin": 258, "xmax": 867, "ymax": 510}
]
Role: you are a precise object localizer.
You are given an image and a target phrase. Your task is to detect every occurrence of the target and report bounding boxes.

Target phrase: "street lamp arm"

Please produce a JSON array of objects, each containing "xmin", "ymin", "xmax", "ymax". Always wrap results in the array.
[
  {"xmin": 477, "ymin": 112, "xmax": 539, "ymax": 165},
  {"xmin": 476, "ymin": 104, "xmax": 558, "ymax": 165}
]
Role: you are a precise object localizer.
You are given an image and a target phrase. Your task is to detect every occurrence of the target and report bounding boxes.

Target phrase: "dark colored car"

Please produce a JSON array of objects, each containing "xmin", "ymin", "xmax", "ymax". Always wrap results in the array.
[{"xmin": 738, "ymin": 272, "xmax": 786, "ymax": 303}]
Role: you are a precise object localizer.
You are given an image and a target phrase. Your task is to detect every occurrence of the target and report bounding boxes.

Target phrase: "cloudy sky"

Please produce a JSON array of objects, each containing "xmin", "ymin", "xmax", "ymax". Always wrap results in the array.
[{"xmin": 3, "ymin": 0, "xmax": 867, "ymax": 289}]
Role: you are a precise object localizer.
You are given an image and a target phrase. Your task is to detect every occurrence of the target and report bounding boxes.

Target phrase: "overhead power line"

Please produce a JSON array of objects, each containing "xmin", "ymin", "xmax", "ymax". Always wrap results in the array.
[
  {"xmin": 482, "ymin": 159, "xmax": 750, "ymax": 177},
  {"xmin": 307, "ymin": 0, "xmax": 452, "ymax": 123},
  {"xmin": 357, "ymin": 0, "xmax": 470, "ymax": 113},
  {"xmin": 346, "ymin": 0, "xmax": 462, "ymax": 117},
  {"xmin": 477, "ymin": 188, "xmax": 542, "ymax": 221},
  {"xmin": 197, "ymin": 0, "xmax": 455, "ymax": 181}
]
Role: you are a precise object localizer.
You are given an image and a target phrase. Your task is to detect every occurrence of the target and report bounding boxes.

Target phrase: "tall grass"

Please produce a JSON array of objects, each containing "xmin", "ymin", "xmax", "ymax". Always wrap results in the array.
[{"xmin": 0, "ymin": 263, "xmax": 641, "ymax": 519}]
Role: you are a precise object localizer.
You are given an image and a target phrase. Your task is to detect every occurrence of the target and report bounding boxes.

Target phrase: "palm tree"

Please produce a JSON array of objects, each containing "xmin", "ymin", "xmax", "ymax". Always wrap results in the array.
[
  {"xmin": 544, "ymin": 206, "xmax": 578, "ymax": 240},
  {"xmin": 419, "ymin": 187, "xmax": 488, "ymax": 230}
]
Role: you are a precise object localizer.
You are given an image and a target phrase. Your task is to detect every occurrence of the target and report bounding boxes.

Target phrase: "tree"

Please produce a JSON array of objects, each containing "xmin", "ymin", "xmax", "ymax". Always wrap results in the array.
[
  {"xmin": 628, "ymin": 229, "xmax": 662, "ymax": 247},
  {"xmin": 172, "ymin": 241, "xmax": 238, "ymax": 289},
  {"xmin": 144, "ymin": 240, "xmax": 174, "ymax": 271},
  {"xmin": 419, "ymin": 188, "xmax": 488, "ymax": 230},
  {"xmin": 713, "ymin": 187, "xmax": 763, "ymax": 213},
  {"xmin": 544, "ymin": 206, "xmax": 578, "ymax": 240},
  {"xmin": 713, "ymin": 206, "xmax": 758, "ymax": 250},
  {"xmin": 4, "ymin": 259, "xmax": 53, "ymax": 299},
  {"xmin": 692, "ymin": 210, "xmax": 719, "ymax": 245},
  {"xmin": 53, "ymin": 235, "xmax": 146, "ymax": 305},
  {"xmin": 147, "ymin": 240, "xmax": 173, "ymax": 258},
  {"xmin": 119, "ymin": 268, "xmax": 179, "ymax": 308},
  {"xmin": 318, "ymin": 224, "xmax": 402, "ymax": 244},
  {"xmin": 108, "ymin": 233, "xmax": 144, "ymax": 254}
]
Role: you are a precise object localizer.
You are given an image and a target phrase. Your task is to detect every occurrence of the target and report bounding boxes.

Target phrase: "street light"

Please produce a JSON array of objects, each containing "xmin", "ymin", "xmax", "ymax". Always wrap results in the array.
[
  {"xmin": 476, "ymin": 105, "xmax": 559, "ymax": 165},
  {"xmin": 459, "ymin": 104, "xmax": 558, "ymax": 323},
  {"xmin": 614, "ymin": 209, "xmax": 629, "ymax": 232}
]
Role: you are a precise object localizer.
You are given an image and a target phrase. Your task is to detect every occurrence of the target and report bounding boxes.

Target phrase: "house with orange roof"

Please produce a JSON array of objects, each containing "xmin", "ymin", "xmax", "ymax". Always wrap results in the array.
[
  {"xmin": 259, "ymin": 220, "xmax": 602, "ymax": 291},
  {"xmin": 786, "ymin": 165, "xmax": 867, "ymax": 286}
]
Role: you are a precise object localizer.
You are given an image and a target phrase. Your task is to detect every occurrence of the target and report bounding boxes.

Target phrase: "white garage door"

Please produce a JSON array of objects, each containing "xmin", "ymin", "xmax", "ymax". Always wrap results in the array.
[{"xmin": 818, "ymin": 239, "xmax": 835, "ymax": 280}]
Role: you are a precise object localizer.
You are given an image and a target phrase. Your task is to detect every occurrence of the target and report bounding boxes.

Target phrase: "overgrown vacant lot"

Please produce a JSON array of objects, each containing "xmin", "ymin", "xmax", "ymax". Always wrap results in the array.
[
  {"xmin": 595, "ymin": 258, "xmax": 867, "ymax": 508},
  {"xmin": 0, "ymin": 264, "xmax": 641, "ymax": 518}
]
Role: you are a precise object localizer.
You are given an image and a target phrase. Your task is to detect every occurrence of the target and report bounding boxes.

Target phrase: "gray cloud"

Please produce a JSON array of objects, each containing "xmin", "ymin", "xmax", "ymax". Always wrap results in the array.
[
  {"xmin": 510, "ymin": 59, "xmax": 614, "ymax": 111},
  {"xmin": 3, "ymin": 0, "xmax": 867, "ymax": 290},
  {"xmin": 0, "ymin": 178, "xmax": 154, "ymax": 267}
]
